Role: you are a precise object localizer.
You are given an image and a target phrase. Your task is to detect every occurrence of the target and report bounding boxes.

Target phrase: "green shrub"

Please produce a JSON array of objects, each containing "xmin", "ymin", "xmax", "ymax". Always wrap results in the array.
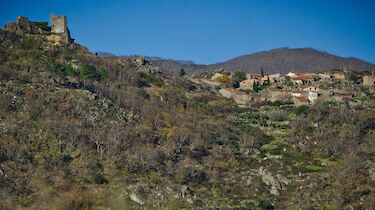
[
  {"xmin": 234, "ymin": 71, "xmax": 246, "ymax": 81},
  {"xmin": 258, "ymin": 200, "xmax": 273, "ymax": 209},
  {"xmin": 179, "ymin": 68, "xmax": 185, "ymax": 76},
  {"xmin": 214, "ymin": 74, "xmax": 233, "ymax": 85},
  {"xmin": 35, "ymin": 22, "xmax": 51, "ymax": 31},
  {"xmin": 84, "ymin": 84, "xmax": 95, "ymax": 92},
  {"xmin": 80, "ymin": 64, "xmax": 99, "ymax": 79},
  {"xmin": 138, "ymin": 72, "xmax": 163, "ymax": 87},
  {"xmin": 98, "ymin": 67, "xmax": 108, "ymax": 79},
  {"xmin": 181, "ymin": 166, "xmax": 206, "ymax": 184},
  {"xmin": 272, "ymin": 100, "xmax": 281, "ymax": 107},
  {"xmin": 138, "ymin": 87, "xmax": 149, "ymax": 98},
  {"xmin": 295, "ymin": 105, "xmax": 309, "ymax": 115},
  {"xmin": 50, "ymin": 62, "xmax": 79, "ymax": 76},
  {"xmin": 92, "ymin": 170, "xmax": 108, "ymax": 184}
]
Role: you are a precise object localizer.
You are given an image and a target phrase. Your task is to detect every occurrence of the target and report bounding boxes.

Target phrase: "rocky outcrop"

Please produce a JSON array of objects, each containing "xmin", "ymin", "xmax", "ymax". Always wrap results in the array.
[
  {"xmin": 128, "ymin": 185, "xmax": 146, "ymax": 205},
  {"xmin": 258, "ymin": 167, "xmax": 289, "ymax": 196},
  {"xmin": 118, "ymin": 56, "xmax": 162, "ymax": 74}
]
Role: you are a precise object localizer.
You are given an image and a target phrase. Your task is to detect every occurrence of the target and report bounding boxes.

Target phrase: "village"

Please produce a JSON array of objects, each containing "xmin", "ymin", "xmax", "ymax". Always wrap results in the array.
[{"xmin": 190, "ymin": 68, "xmax": 375, "ymax": 106}]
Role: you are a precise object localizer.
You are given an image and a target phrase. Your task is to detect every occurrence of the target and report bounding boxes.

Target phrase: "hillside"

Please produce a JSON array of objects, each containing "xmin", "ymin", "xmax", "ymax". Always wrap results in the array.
[
  {"xmin": 1, "ymin": 16, "xmax": 375, "ymax": 210},
  {"xmin": 151, "ymin": 48, "xmax": 375, "ymax": 75}
]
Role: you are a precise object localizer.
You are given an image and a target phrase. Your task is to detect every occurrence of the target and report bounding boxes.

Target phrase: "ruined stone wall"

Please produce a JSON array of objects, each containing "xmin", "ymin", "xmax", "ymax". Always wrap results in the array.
[{"xmin": 4, "ymin": 16, "xmax": 40, "ymax": 34}]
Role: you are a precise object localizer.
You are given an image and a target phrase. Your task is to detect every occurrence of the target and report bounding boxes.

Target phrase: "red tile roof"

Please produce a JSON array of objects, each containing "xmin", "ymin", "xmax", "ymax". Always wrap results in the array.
[
  {"xmin": 294, "ymin": 96, "xmax": 309, "ymax": 102},
  {"xmin": 291, "ymin": 76, "xmax": 314, "ymax": 81},
  {"xmin": 247, "ymin": 73, "xmax": 262, "ymax": 76}
]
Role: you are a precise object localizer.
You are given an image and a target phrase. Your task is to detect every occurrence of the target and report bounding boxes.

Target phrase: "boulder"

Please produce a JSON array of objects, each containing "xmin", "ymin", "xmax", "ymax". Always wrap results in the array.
[
  {"xmin": 258, "ymin": 167, "xmax": 289, "ymax": 196},
  {"xmin": 369, "ymin": 168, "xmax": 375, "ymax": 181},
  {"xmin": 129, "ymin": 193, "xmax": 145, "ymax": 205}
]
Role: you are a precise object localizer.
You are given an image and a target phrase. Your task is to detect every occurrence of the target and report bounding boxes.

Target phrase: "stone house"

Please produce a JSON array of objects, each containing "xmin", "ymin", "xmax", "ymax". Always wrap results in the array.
[
  {"xmin": 300, "ymin": 85, "xmax": 319, "ymax": 92},
  {"xmin": 332, "ymin": 93, "xmax": 353, "ymax": 101},
  {"xmin": 246, "ymin": 73, "xmax": 262, "ymax": 80},
  {"xmin": 333, "ymin": 73, "xmax": 346, "ymax": 80},
  {"xmin": 291, "ymin": 76, "xmax": 314, "ymax": 85},
  {"xmin": 291, "ymin": 90, "xmax": 306, "ymax": 97},
  {"xmin": 233, "ymin": 92, "xmax": 261, "ymax": 105},
  {"xmin": 268, "ymin": 73, "xmax": 280, "ymax": 83},
  {"xmin": 292, "ymin": 96, "xmax": 309, "ymax": 106},
  {"xmin": 219, "ymin": 88, "xmax": 261, "ymax": 105},
  {"xmin": 240, "ymin": 79, "xmax": 258, "ymax": 90},
  {"xmin": 286, "ymin": 72, "xmax": 302, "ymax": 78},
  {"xmin": 263, "ymin": 88, "xmax": 291, "ymax": 102},
  {"xmin": 219, "ymin": 88, "xmax": 236, "ymax": 98},
  {"xmin": 363, "ymin": 75, "xmax": 375, "ymax": 86},
  {"xmin": 291, "ymin": 90, "xmax": 318, "ymax": 104},
  {"xmin": 318, "ymin": 73, "xmax": 333, "ymax": 80},
  {"xmin": 307, "ymin": 91, "xmax": 318, "ymax": 103}
]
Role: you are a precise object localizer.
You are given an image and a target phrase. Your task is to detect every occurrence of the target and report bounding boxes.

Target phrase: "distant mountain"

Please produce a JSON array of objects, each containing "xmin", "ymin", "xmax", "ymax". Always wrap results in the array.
[{"xmin": 150, "ymin": 48, "xmax": 375, "ymax": 75}]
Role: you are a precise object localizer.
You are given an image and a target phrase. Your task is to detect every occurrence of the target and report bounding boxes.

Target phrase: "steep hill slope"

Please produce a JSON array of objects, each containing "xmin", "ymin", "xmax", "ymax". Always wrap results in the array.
[{"xmin": 1, "ymin": 16, "xmax": 375, "ymax": 210}]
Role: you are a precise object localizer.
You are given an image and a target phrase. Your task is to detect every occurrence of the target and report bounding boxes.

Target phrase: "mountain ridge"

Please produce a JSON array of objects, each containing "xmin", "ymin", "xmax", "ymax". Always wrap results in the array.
[{"xmin": 142, "ymin": 47, "xmax": 375, "ymax": 75}]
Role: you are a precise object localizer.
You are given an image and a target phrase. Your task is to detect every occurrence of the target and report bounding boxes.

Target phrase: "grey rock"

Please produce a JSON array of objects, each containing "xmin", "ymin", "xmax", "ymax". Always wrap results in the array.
[
  {"xmin": 244, "ymin": 148, "xmax": 261, "ymax": 158},
  {"xmin": 186, "ymin": 197, "xmax": 194, "ymax": 204},
  {"xmin": 258, "ymin": 167, "xmax": 289, "ymax": 196},
  {"xmin": 129, "ymin": 193, "xmax": 145, "ymax": 205},
  {"xmin": 369, "ymin": 168, "xmax": 375, "ymax": 181},
  {"xmin": 246, "ymin": 176, "xmax": 253, "ymax": 185}
]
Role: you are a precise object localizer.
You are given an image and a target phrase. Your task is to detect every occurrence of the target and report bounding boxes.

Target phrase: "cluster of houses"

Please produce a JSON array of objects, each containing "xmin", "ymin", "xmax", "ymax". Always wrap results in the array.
[{"xmin": 214, "ymin": 71, "xmax": 375, "ymax": 106}]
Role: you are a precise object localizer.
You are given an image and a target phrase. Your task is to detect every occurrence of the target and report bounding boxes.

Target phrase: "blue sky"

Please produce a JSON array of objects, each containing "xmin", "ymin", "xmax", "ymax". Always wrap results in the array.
[{"xmin": 1, "ymin": 0, "xmax": 374, "ymax": 64}]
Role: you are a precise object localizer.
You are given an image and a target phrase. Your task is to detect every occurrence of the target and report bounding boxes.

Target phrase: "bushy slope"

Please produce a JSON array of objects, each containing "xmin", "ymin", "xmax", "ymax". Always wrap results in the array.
[{"xmin": 1, "ymin": 24, "xmax": 375, "ymax": 209}]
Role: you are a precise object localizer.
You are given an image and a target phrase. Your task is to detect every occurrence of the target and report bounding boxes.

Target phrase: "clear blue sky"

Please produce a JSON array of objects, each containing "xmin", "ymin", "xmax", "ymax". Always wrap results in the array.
[{"xmin": 1, "ymin": 0, "xmax": 374, "ymax": 64}]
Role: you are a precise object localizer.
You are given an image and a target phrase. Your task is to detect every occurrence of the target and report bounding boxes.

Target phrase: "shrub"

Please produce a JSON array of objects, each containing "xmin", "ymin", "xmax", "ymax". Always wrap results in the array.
[
  {"xmin": 214, "ymin": 75, "xmax": 233, "ymax": 85},
  {"xmin": 35, "ymin": 22, "xmax": 51, "ymax": 31},
  {"xmin": 233, "ymin": 71, "xmax": 246, "ymax": 81},
  {"xmin": 295, "ymin": 105, "xmax": 309, "ymax": 115},
  {"xmin": 179, "ymin": 68, "xmax": 185, "ymax": 76},
  {"xmin": 50, "ymin": 63, "xmax": 79, "ymax": 76},
  {"xmin": 138, "ymin": 72, "xmax": 163, "ymax": 87},
  {"xmin": 80, "ymin": 64, "xmax": 99, "ymax": 79},
  {"xmin": 91, "ymin": 170, "xmax": 108, "ymax": 184},
  {"xmin": 269, "ymin": 110, "xmax": 289, "ymax": 121},
  {"xmin": 272, "ymin": 100, "xmax": 281, "ymax": 107},
  {"xmin": 84, "ymin": 84, "xmax": 95, "ymax": 92},
  {"xmin": 98, "ymin": 67, "xmax": 108, "ymax": 79},
  {"xmin": 258, "ymin": 200, "xmax": 274, "ymax": 209},
  {"xmin": 138, "ymin": 87, "xmax": 149, "ymax": 98},
  {"xmin": 181, "ymin": 165, "xmax": 206, "ymax": 184}
]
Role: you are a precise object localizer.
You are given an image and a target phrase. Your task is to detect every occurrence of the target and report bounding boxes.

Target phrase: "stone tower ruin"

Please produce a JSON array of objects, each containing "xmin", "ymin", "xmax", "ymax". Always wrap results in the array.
[
  {"xmin": 50, "ymin": 13, "xmax": 67, "ymax": 33},
  {"xmin": 49, "ymin": 13, "xmax": 71, "ymax": 43}
]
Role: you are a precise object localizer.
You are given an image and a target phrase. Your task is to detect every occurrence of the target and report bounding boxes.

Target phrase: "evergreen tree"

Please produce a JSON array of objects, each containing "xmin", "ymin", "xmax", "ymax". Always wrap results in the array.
[
  {"xmin": 261, "ymin": 66, "xmax": 264, "ymax": 77},
  {"xmin": 253, "ymin": 82, "xmax": 260, "ymax": 92},
  {"xmin": 179, "ymin": 68, "xmax": 186, "ymax": 76},
  {"xmin": 266, "ymin": 76, "xmax": 271, "ymax": 86}
]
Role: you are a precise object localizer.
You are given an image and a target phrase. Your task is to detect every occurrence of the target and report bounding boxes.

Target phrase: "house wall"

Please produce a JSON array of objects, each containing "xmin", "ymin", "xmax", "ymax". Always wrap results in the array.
[{"xmin": 363, "ymin": 75, "xmax": 375, "ymax": 86}]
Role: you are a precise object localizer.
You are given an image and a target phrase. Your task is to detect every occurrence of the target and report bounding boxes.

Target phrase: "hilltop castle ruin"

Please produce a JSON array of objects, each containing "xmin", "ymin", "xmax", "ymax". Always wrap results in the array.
[
  {"xmin": 50, "ymin": 13, "xmax": 70, "ymax": 43},
  {"xmin": 49, "ymin": 13, "xmax": 67, "ymax": 34}
]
